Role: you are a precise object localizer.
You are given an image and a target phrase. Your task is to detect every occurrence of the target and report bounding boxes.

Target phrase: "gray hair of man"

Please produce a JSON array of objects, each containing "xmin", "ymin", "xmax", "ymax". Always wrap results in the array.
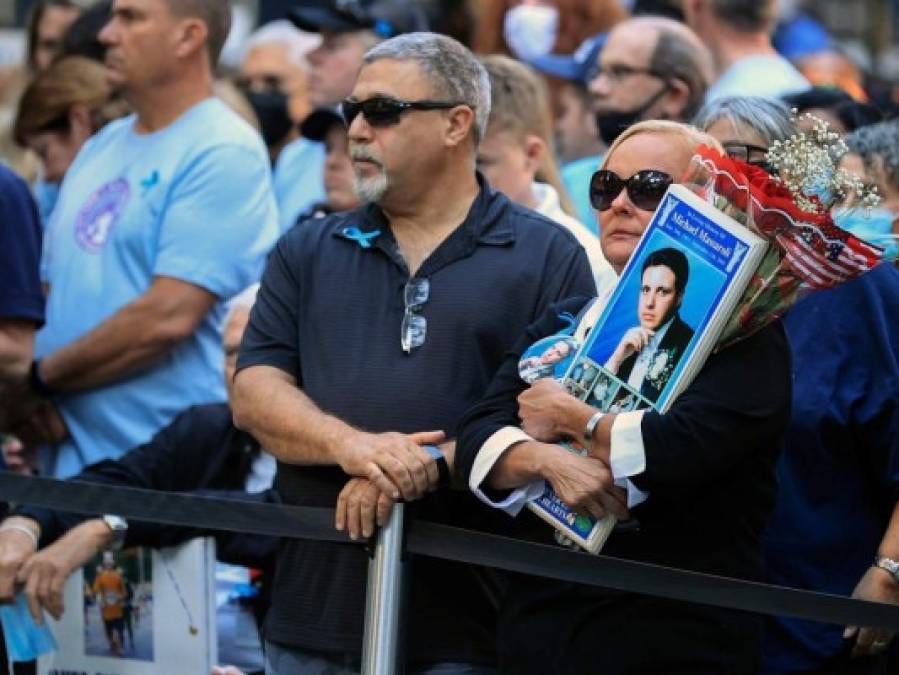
[
  {"xmin": 634, "ymin": 16, "xmax": 714, "ymax": 121},
  {"xmin": 362, "ymin": 32, "xmax": 491, "ymax": 145},
  {"xmin": 846, "ymin": 120, "xmax": 899, "ymax": 190},
  {"xmin": 224, "ymin": 283, "xmax": 259, "ymax": 325},
  {"xmin": 693, "ymin": 95, "xmax": 794, "ymax": 146},
  {"xmin": 242, "ymin": 20, "xmax": 321, "ymax": 68}
]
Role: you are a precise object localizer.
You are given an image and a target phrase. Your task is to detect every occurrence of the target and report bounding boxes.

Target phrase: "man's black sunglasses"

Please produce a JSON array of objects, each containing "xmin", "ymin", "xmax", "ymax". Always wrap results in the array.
[
  {"xmin": 340, "ymin": 96, "xmax": 466, "ymax": 128},
  {"xmin": 589, "ymin": 169, "xmax": 673, "ymax": 212}
]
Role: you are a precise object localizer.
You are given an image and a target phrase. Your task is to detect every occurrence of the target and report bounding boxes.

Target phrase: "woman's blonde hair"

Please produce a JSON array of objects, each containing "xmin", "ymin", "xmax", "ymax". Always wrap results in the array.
[
  {"xmin": 481, "ymin": 54, "xmax": 577, "ymax": 217},
  {"xmin": 601, "ymin": 120, "xmax": 723, "ymax": 172},
  {"xmin": 14, "ymin": 56, "xmax": 127, "ymax": 145}
]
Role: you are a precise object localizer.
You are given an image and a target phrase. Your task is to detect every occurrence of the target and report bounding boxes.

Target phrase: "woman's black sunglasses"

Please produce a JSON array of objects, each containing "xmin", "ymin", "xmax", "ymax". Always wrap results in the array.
[
  {"xmin": 589, "ymin": 169, "xmax": 673, "ymax": 212},
  {"xmin": 340, "ymin": 96, "xmax": 466, "ymax": 128}
]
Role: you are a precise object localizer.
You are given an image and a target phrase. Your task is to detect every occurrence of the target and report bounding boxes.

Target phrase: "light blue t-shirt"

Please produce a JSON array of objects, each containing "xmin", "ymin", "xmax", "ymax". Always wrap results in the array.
[
  {"xmin": 706, "ymin": 54, "xmax": 810, "ymax": 102},
  {"xmin": 37, "ymin": 97, "xmax": 280, "ymax": 478},
  {"xmin": 272, "ymin": 136, "xmax": 326, "ymax": 233},
  {"xmin": 562, "ymin": 154, "xmax": 603, "ymax": 236}
]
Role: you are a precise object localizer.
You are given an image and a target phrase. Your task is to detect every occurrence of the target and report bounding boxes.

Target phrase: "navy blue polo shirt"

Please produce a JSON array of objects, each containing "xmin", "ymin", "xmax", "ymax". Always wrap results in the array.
[
  {"xmin": 0, "ymin": 164, "xmax": 43, "ymax": 325},
  {"xmin": 237, "ymin": 174, "xmax": 596, "ymax": 664}
]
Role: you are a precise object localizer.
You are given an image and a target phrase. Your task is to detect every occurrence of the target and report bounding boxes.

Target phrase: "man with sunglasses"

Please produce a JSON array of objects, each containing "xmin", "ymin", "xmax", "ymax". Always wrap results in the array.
[
  {"xmin": 588, "ymin": 15, "xmax": 713, "ymax": 145},
  {"xmin": 233, "ymin": 31, "xmax": 596, "ymax": 675},
  {"xmin": 272, "ymin": 0, "xmax": 428, "ymax": 233}
]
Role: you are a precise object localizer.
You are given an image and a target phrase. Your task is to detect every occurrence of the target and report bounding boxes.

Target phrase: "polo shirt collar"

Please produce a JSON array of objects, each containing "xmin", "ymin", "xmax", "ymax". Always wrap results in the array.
[{"xmin": 334, "ymin": 171, "xmax": 516, "ymax": 254}]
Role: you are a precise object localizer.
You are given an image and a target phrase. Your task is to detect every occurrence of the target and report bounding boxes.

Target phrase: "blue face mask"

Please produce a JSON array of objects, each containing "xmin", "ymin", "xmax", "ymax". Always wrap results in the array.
[
  {"xmin": 0, "ymin": 591, "xmax": 57, "ymax": 662},
  {"xmin": 833, "ymin": 207, "xmax": 899, "ymax": 261}
]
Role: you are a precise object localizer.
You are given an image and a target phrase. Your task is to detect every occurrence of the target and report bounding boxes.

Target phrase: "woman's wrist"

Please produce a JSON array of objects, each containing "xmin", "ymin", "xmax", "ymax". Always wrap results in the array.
[{"xmin": 556, "ymin": 396, "xmax": 598, "ymax": 441}]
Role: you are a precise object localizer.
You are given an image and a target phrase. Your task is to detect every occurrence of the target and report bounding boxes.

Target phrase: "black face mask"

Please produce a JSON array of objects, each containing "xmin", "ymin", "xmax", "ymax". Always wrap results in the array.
[
  {"xmin": 246, "ymin": 90, "xmax": 294, "ymax": 147},
  {"xmin": 595, "ymin": 85, "xmax": 669, "ymax": 146}
]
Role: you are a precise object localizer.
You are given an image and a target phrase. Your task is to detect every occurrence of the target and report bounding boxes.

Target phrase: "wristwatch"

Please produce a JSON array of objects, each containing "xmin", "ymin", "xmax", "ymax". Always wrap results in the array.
[
  {"xmin": 874, "ymin": 556, "xmax": 899, "ymax": 585},
  {"xmin": 422, "ymin": 445, "xmax": 451, "ymax": 488},
  {"xmin": 102, "ymin": 515, "xmax": 128, "ymax": 551}
]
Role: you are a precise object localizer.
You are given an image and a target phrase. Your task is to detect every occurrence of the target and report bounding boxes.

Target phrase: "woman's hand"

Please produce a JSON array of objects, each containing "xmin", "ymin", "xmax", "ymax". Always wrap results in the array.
[
  {"xmin": 518, "ymin": 378, "xmax": 588, "ymax": 442},
  {"xmin": 541, "ymin": 444, "xmax": 629, "ymax": 521}
]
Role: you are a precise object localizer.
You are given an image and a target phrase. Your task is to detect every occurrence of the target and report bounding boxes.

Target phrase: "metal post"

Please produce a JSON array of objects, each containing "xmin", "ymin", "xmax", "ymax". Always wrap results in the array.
[{"xmin": 361, "ymin": 502, "xmax": 408, "ymax": 675}]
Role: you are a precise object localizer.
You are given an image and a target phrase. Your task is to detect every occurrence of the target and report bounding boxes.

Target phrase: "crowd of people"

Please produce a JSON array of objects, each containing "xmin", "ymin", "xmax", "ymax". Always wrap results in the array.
[{"xmin": 0, "ymin": 0, "xmax": 898, "ymax": 674}]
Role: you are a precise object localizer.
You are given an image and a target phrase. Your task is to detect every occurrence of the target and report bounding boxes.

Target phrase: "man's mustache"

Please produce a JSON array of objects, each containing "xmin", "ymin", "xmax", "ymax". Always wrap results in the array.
[{"xmin": 349, "ymin": 147, "xmax": 384, "ymax": 167}]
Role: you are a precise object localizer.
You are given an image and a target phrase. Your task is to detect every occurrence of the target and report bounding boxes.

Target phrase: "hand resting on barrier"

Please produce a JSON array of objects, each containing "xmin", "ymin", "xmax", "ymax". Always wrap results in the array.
[
  {"xmin": 0, "ymin": 516, "xmax": 112, "ymax": 623},
  {"xmin": 335, "ymin": 439, "xmax": 456, "ymax": 540}
]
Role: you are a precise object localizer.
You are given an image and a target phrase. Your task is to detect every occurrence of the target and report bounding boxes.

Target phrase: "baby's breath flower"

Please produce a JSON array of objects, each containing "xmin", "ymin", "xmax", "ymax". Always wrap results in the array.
[{"xmin": 764, "ymin": 112, "xmax": 880, "ymax": 214}]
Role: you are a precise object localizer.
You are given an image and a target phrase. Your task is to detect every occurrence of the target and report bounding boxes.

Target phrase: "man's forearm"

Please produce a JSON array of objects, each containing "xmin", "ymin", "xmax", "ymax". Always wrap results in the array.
[
  {"xmin": 40, "ymin": 279, "xmax": 214, "ymax": 392},
  {"xmin": 488, "ymin": 440, "xmax": 557, "ymax": 490},
  {"xmin": 232, "ymin": 366, "xmax": 357, "ymax": 466}
]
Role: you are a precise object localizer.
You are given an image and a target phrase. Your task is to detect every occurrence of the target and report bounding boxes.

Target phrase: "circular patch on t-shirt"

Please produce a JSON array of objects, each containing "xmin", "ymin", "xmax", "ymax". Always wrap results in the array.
[{"xmin": 74, "ymin": 178, "xmax": 130, "ymax": 253}]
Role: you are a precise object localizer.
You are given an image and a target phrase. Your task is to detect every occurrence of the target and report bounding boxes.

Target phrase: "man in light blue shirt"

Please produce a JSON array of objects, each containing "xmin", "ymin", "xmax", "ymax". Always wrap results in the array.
[
  {"xmin": 4, "ymin": 0, "xmax": 278, "ymax": 478},
  {"xmin": 684, "ymin": 0, "xmax": 809, "ymax": 101}
]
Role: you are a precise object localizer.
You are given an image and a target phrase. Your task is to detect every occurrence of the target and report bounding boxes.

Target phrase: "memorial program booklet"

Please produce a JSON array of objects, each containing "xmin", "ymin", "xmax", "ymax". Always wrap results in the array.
[{"xmin": 526, "ymin": 184, "xmax": 768, "ymax": 554}]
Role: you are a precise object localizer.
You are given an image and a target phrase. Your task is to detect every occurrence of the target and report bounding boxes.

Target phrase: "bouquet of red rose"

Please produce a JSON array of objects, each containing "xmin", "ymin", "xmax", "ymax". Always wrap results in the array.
[{"xmin": 681, "ymin": 143, "xmax": 885, "ymax": 349}]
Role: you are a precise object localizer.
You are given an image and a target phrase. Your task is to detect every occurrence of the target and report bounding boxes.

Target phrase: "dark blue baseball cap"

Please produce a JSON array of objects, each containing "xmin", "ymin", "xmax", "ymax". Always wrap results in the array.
[
  {"xmin": 526, "ymin": 33, "xmax": 607, "ymax": 87},
  {"xmin": 289, "ymin": 0, "xmax": 428, "ymax": 39}
]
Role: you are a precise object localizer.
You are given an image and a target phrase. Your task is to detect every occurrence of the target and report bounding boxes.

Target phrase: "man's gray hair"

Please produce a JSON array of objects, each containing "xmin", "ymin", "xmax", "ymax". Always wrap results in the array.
[
  {"xmin": 693, "ymin": 96, "xmax": 794, "ymax": 145},
  {"xmin": 243, "ymin": 20, "xmax": 320, "ymax": 67},
  {"xmin": 709, "ymin": 0, "xmax": 778, "ymax": 34},
  {"xmin": 846, "ymin": 120, "xmax": 899, "ymax": 190},
  {"xmin": 633, "ymin": 17, "xmax": 713, "ymax": 121},
  {"xmin": 362, "ymin": 32, "xmax": 491, "ymax": 144}
]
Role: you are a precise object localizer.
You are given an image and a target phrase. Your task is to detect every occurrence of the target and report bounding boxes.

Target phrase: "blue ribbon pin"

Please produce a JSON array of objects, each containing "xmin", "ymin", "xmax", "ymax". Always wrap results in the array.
[
  {"xmin": 140, "ymin": 170, "xmax": 160, "ymax": 194},
  {"xmin": 341, "ymin": 226, "xmax": 381, "ymax": 249}
]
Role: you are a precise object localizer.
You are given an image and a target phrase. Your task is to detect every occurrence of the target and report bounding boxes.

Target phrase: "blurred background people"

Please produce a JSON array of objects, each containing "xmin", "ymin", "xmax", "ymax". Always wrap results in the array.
[
  {"xmin": 479, "ymin": 54, "xmax": 616, "ymax": 295},
  {"xmin": 1, "ymin": 0, "xmax": 279, "ymax": 481},
  {"xmin": 57, "ymin": 0, "xmax": 110, "ymax": 63},
  {"xmin": 25, "ymin": 0, "xmax": 82, "ymax": 73},
  {"xmin": 784, "ymin": 87, "xmax": 884, "ymax": 137},
  {"xmin": 693, "ymin": 95, "xmax": 794, "ymax": 172},
  {"xmin": 13, "ymin": 55, "xmax": 127, "ymax": 223},
  {"xmin": 292, "ymin": 107, "xmax": 360, "ymax": 222},
  {"xmin": 236, "ymin": 20, "xmax": 319, "ymax": 164},
  {"xmin": 526, "ymin": 33, "xmax": 606, "ymax": 230},
  {"xmin": 837, "ymin": 120, "xmax": 899, "ymax": 259},
  {"xmin": 471, "ymin": 0, "xmax": 624, "ymax": 58},
  {"xmin": 588, "ymin": 15, "xmax": 713, "ymax": 146},
  {"xmin": 683, "ymin": 0, "xmax": 810, "ymax": 101}
]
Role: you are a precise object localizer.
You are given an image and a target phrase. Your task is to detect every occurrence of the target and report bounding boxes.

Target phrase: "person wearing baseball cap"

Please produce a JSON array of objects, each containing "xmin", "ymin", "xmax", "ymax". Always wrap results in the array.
[
  {"xmin": 527, "ymin": 33, "xmax": 608, "ymax": 231},
  {"xmin": 272, "ymin": 0, "xmax": 428, "ymax": 232}
]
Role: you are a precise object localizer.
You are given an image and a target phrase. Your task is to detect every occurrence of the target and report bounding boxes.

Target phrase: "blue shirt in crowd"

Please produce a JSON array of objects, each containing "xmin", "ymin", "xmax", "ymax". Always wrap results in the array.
[
  {"xmin": 36, "ymin": 97, "xmax": 280, "ymax": 478},
  {"xmin": 0, "ymin": 163, "xmax": 43, "ymax": 326},
  {"xmin": 763, "ymin": 263, "xmax": 899, "ymax": 673},
  {"xmin": 272, "ymin": 136, "xmax": 326, "ymax": 233}
]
